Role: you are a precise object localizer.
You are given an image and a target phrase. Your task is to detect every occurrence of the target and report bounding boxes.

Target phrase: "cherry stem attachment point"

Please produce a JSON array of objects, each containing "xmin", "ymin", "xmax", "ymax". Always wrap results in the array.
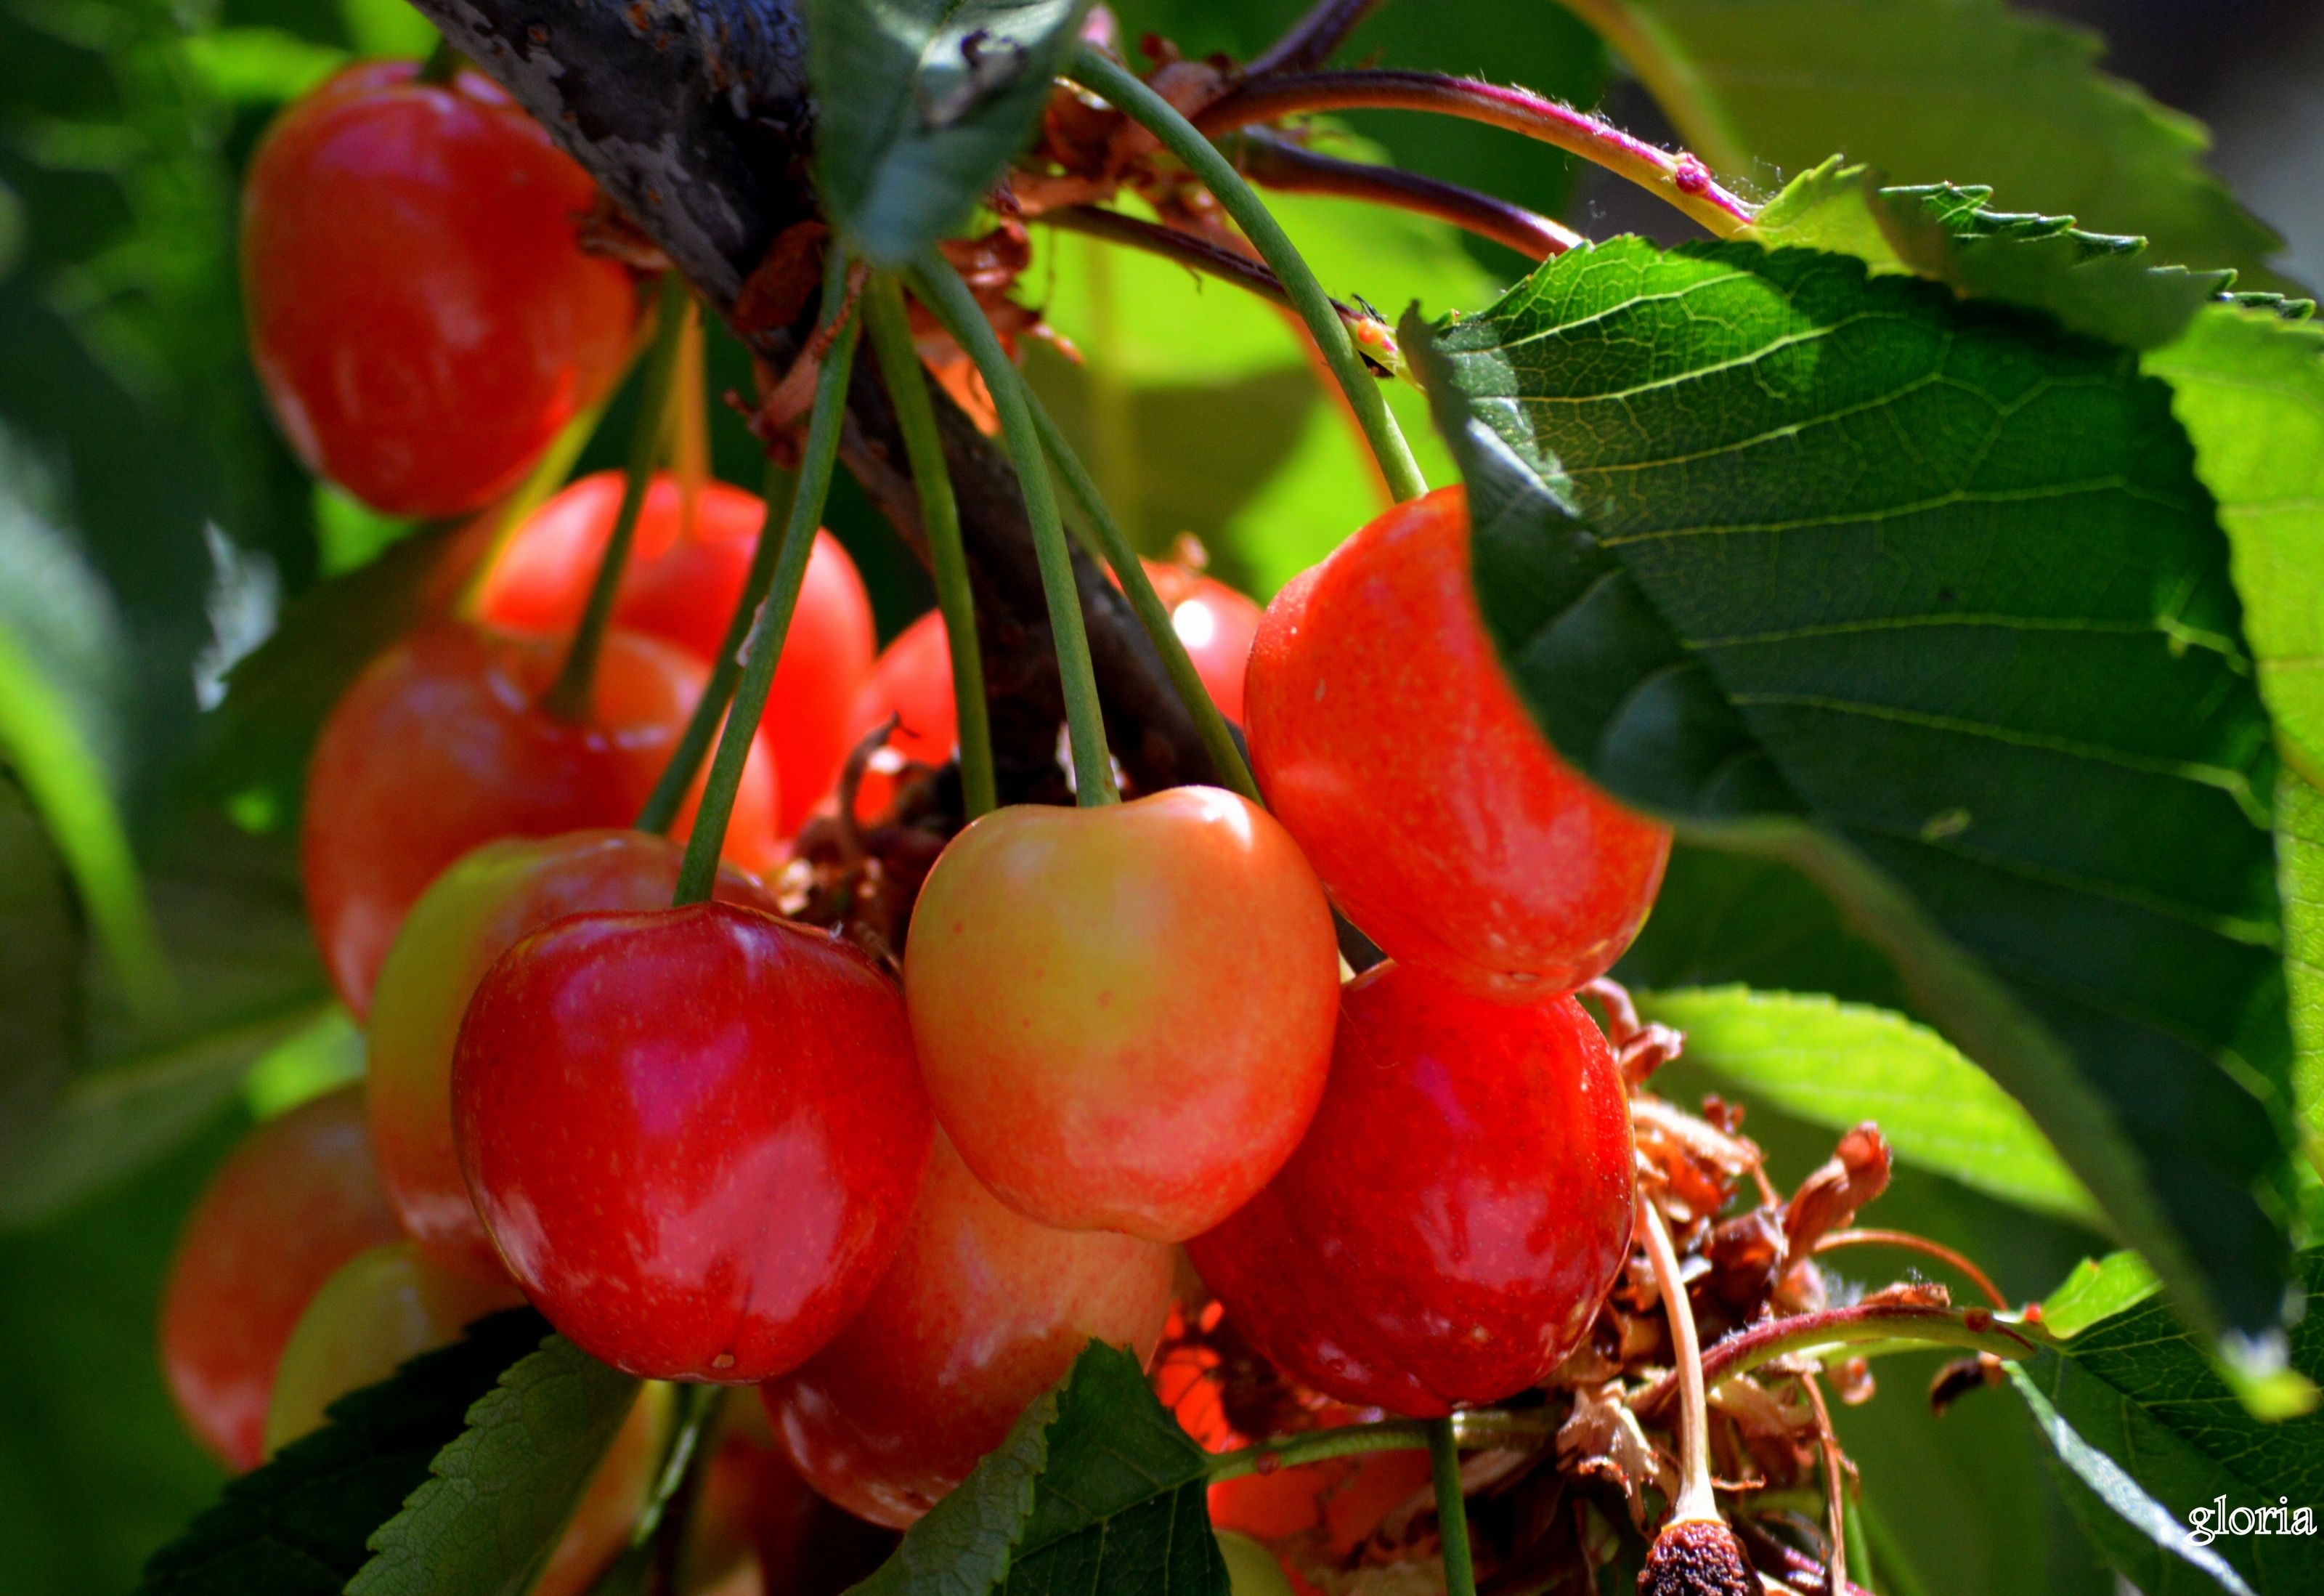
[
  {"xmin": 906, "ymin": 250, "xmax": 1118, "ymax": 806},
  {"xmin": 543, "ymin": 270, "xmax": 693, "ymax": 724},
  {"xmin": 1195, "ymin": 69, "xmax": 1757, "ymax": 238},
  {"xmin": 670, "ymin": 258, "xmax": 861, "ymax": 905},
  {"xmin": 417, "ymin": 33, "xmax": 461, "ymax": 84},
  {"xmin": 863, "ymin": 270, "xmax": 998, "ymax": 819},
  {"xmin": 1429, "ymin": 1416, "xmax": 1479, "ymax": 1596},
  {"xmin": 1021, "ymin": 384, "xmax": 1262, "ymax": 806},
  {"xmin": 1068, "ymin": 44, "xmax": 1427, "ymax": 503}
]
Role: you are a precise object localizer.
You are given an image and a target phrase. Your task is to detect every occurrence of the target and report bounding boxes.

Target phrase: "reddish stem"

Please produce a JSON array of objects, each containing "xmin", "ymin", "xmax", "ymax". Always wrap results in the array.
[
  {"xmin": 1234, "ymin": 133, "xmax": 1579, "ymax": 259},
  {"xmin": 1799, "ymin": 1372, "xmax": 1848, "ymax": 1595},
  {"xmin": 1040, "ymin": 206, "xmax": 1396, "ymax": 366},
  {"xmin": 1194, "ymin": 69, "xmax": 1755, "ymax": 235},
  {"xmin": 1246, "ymin": 0, "xmax": 1394, "ymax": 76},
  {"xmin": 1813, "ymin": 1228, "xmax": 2008, "ymax": 1312}
]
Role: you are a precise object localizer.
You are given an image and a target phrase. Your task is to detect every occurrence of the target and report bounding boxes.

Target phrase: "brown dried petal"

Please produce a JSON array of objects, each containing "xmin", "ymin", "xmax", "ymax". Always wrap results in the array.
[
  {"xmin": 1781, "ymin": 1123, "xmax": 1891, "ymax": 1257},
  {"xmin": 1556, "ymin": 1384, "xmax": 1673, "ymax": 1529}
]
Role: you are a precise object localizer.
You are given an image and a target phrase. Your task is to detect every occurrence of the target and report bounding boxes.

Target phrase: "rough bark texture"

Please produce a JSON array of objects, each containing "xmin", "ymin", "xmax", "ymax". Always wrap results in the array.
[{"xmin": 407, "ymin": 0, "xmax": 1217, "ymax": 797}]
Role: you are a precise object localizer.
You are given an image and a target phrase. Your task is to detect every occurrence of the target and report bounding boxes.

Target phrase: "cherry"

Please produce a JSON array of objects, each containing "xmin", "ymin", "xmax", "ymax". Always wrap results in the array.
[
  {"xmin": 242, "ymin": 61, "xmax": 635, "ymax": 517},
  {"xmin": 1183, "ymin": 960, "xmax": 1635, "ymax": 1417},
  {"xmin": 1139, "ymin": 559, "xmax": 1262, "ymax": 726},
  {"xmin": 452, "ymin": 901, "xmax": 933, "ymax": 1380},
  {"xmin": 762, "ymin": 1133, "xmax": 1175, "ymax": 1527},
  {"xmin": 1244, "ymin": 485, "xmax": 1671, "ymax": 1001},
  {"xmin": 842, "ymin": 609, "xmax": 960, "ymax": 821},
  {"xmin": 475, "ymin": 470, "xmax": 876, "ymax": 833},
  {"xmin": 263, "ymin": 1239, "xmax": 524, "ymax": 1453},
  {"xmin": 158, "ymin": 1085, "xmax": 402, "ymax": 1470},
  {"xmin": 303, "ymin": 618, "xmax": 779, "ymax": 1017},
  {"xmin": 903, "ymin": 786, "xmax": 1340, "ymax": 1241},
  {"xmin": 262, "ymin": 1239, "xmax": 659, "ymax": 1596},
  {"xmin": 367, "ymin": 830, "xmax": 776, "ymax": 1281}
]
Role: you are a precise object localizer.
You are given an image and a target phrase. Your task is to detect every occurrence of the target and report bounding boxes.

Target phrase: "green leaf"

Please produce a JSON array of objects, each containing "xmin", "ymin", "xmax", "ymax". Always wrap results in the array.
[
  {"xmin": 2279, "ymin": 769, "xmax": 2324, "ymax": 1137},
  {"xmin": 1556, "ymin": 0, "xmax": 2286, "ymax": 285},
  {"xmin": 1750, "ymin": 159, "xmax": 2231, "ymax": 352},
  {"xmin": 810, "ymin": 0, "xmax": 1097, "ymax": 267},
  {"xmin": 2040, "ymin": 1251, "xmax": 2160, "ymax": 1339},
  {"xmin": 136, "ymin": 1308, "xmax": 553, "ymax": 1596},
  {"xmin": 349, "ymin": 1336, "xmax": 641, "ymax": 1596},
  {"xmin": 180, "ymin": 29, "xmax": 347, "ymax": 105},
  {"xmin": 2008, "ymin": 1247, "xmax": 2324, "ymax": 1596},
  {"xmin": 240, "ymin": 1004, "xmax": 365, "ymax": 1121},
  {"xmin": 850, "ymin": 1340, "xmax": 1227, "ymax": 1596},
  {"xmin": 0, "ymin": 774, "xmax": 77, "ymax": 1182},
  {"xmin": 1636, "ymin": 986, "xmax": 2096, "ymax": 1222},
  {"xmin": 1414, "ymin": 236, "xmax": 2294, "ymax": 1342}
]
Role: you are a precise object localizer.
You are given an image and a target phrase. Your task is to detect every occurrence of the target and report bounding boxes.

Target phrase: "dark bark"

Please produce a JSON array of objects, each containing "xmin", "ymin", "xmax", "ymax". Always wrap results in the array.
[{"xmin": 407, "ymin": 0, "xmax": 1216, "ymax": 796}]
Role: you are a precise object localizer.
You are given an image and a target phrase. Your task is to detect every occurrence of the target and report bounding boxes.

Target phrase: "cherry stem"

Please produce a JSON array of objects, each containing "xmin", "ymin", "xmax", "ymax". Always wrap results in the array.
[
  {"xmin": 906, "ymin": 250, "xmax": 1118, "ymax": 806},
  {"xmin": 1247, "ymin": 0, "xmax": 1391, "ymax": 76},
  {"xmin": 1630, "ymin": 1300, "xmax": 2044, "ymax": 1429},
  {"xmin": 862, "ymin": 270, "xmax": 998, "ymax": 819},
  {"xmin": 665, "ymin": 295, "xmax": 710, "ymax": 543},
  {"xmin": 1021, "ymin": 380, "xmax": 1264, "ymax": 806},
  {"xmin": 1193, "ymin": 70, "xmax": 1757, "ymax": 238},
  {"xmin": 1203, "ymin": 1409, "xmax": 1553, "ymax": 1483},
  {"xmin": 1799, "ymin": 1372, "xmax": 1849, "ymax": 1595},
  {"xmin": 1068, "ymin": 44, "xmax": 1427, "ymax": 503},
  {"xmin": 417, "ymin": 33, "xmax": 461, "ymax": 84},
  {"xmin": 1038, "ymin": 206, "xmax": 1392, "ymax": 357},
  {"xmin": 670, "ymin": 259, "xmax": 861, "ymax": 905},
  {"xmin": 1429, "ymin": 1417, "xmax": 1480, "ymax": 1596},
  {"xmin": 452, "ymin": 376, "xmax": 627, "ymax": 620},
  {"xmin": 1231, "ymin": 131, "xmax": 1580, "ymax": 261},
  {"xmin": 632, "ymin": 454, "xmax": 798, "ymax": 838},
  {"xmin": 1813, "ymin": 1228, "xmax": 2009, "ymax": 1311},
  {"xmin": 1638, "ymin": 1194, "xmax": 1720, "ymax": 1525},
  {"xmin": 543, "ymin": 271, "xmax": 693, "ymax": 724}
]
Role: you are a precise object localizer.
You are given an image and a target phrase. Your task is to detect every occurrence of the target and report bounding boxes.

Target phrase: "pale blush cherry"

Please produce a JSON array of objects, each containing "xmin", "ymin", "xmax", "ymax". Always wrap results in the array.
[{"xmin": 904, "ymin": 786, "xmax": 1340, "ymax": 1242}]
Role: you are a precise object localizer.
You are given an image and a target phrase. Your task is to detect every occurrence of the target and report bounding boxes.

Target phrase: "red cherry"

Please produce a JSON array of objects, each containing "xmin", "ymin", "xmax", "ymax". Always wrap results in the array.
[
  {"xmin": 903, "ymin": 787, "xmax": 1340, "ymax": 1242},
  {"xmin": 158, "ymin": 1085, "xmax": 401, "ymax": 1470},
  {"xmin": 367, "ymin": 830, "xmax": 777, "ymax": 1281},
  {"xmin": 763, "ymin": 1133, "xmax": 1175, "ymax": 1527},
  {"xmin": 452, "ymin": 902, "xmax": 933, "ymax": 1380},
  {"xmin": 242, "ymin": 62, "xmax": 635, "ymax": 517},
  {"xmin": 1138, "ymin": 560, "xmax": 1262, "ymax": 725},
  {"xmin": 476, "ymin": 471, "xmax": 876, "ymax": 833},
  {"xmin": 303, "ymin": 619, "xmax": 779, "ymax": 1017},
  {"xmin": 1245, "ymin": 485, "xmax": 1671, "ymax": 1000},
  {"xmin": 843, "ymin": 610, "xmax": 958, "ymax": 819},
  {"xmin": 1185, "ymin": 960, "xmax": 1635, "ymax": 1417}
]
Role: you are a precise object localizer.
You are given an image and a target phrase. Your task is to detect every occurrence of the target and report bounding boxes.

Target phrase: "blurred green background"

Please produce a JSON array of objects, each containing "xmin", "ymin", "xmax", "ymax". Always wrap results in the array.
[{"xmin": 2, "ymin": 0, "xmax": 2317, "ymax": 1589}]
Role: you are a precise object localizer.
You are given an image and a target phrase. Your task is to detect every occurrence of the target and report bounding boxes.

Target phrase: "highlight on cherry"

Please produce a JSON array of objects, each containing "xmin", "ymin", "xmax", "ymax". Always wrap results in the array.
[{"xmin": 18, "ymin": 1, "xmax": 2319, "ymax": 1595}]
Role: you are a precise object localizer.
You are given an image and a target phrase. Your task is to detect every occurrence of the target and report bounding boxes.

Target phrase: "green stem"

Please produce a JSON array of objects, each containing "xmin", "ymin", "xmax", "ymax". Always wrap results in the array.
[
  {"xmin": 633, "ymin": 456, "xmax": 798, "ymax": 836},
  {"xmin": 906, "ymin": 251, "xmax": 1116, "ymax": 806},
  {"xmin": 543, "ymin": 272, "xmax": 692, "ymax": 723},
  {"xmin": 1024, "ymin": 386, "xmax": 1261, "ymax": 805},
  {"xmin": 862, "ymin": 272, "xmax": 998, "ymax": 819},
  {"xmin": 1429, "ymin": 1417, "xmax": 1478, "ymax": 1596},
  {"xmin": 1857, "ymin": 1494, "xmax": 1930, "ymax": 1596},
  {"xmin": 670, "ymin": 277, "xmax": 861, "ymax": 904},
  {"xmin": 417, "ymin": 33, "xmax": 460, "ymax": 84},
  {"xmin": 1206, "ymin": 1419, "xmax": 1431, "ymax": 1482},
  {"xmin": 1067, "ymin": 44, "xmax": 1426, "ymax": 503}
]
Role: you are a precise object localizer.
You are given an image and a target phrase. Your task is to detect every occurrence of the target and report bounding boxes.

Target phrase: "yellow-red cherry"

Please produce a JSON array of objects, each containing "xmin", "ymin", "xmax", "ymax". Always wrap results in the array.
[
  {"xmin": 158, "ymin": 1085, "xmax": 402, "ymax": 1470},
  {"xmin": 453, "ymin": 902, "xmax": 933, "ymax": 1381},
  {"xmin": 1245, "ymin": 485, "xmax": 1671, "ymax": 1000},
  {"xmin": 1185, "ymin": 960, "xmax": 1636, "ymax": 1417},
  {"xmin": 763, "ymin": 1133, "xmax": 1175, "ymax": 1527},
  {"xmin": 903, "ymin": 786, "xmax": 1340, "ymax": 1242},
  {"xmin": 242, "ymin": 62, "xmax": 635, "ymax": 517},
  {"xmin": 367, "ymin": 830, "xmax": 776, "ymax": 1282},
  {"xmin": 476, "ymin": 471, "xmax": 876, "ymax": 833},
  {"xmin": 302, "ymin": 618, "xmax": 779, "ymax": 1017}
]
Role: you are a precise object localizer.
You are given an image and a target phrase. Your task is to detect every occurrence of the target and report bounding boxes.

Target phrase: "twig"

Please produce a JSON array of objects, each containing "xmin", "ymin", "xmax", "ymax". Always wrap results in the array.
[
  {"xmin": 1235, "ymin": 131, "xmax": 1580, "ymax": 259},
  {"xmin": 1195, "ymin": 69, "xmax": 1755, "ymax": 236},
  {"xmin": 1248, "ymin": 0, "xmax": 1394, "ymax": 76},
  {"xmin": 1813, "ymin": 1229, "xmax": 2008, "ymax": 1312}
]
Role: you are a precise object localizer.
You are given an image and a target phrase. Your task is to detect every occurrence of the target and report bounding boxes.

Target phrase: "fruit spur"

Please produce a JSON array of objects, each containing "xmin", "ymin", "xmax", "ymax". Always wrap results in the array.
[{"xmin": 158, "ymin": 18, "xmax": 2053, "ymax": 1596}]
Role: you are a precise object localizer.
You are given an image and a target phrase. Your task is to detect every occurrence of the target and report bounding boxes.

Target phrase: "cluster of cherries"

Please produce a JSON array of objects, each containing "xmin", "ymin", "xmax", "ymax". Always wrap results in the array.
[{"xmin": 163, "ymin": 49, "xmax": 1680, "ymax": 1593}]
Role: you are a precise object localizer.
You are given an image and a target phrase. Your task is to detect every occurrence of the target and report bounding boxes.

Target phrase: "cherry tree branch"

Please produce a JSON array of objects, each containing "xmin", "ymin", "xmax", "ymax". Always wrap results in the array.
[
  {"xmin": 1233, "ymin": 132, "xmax": 1580, "ymax": 259},
  {"xmin": 1246, "ymin": 0, "xmax": 1395, "ymax": 76},
  {"xmin": 402, "ymin": 0, "xmax": 1220, "ymax": 801}
]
